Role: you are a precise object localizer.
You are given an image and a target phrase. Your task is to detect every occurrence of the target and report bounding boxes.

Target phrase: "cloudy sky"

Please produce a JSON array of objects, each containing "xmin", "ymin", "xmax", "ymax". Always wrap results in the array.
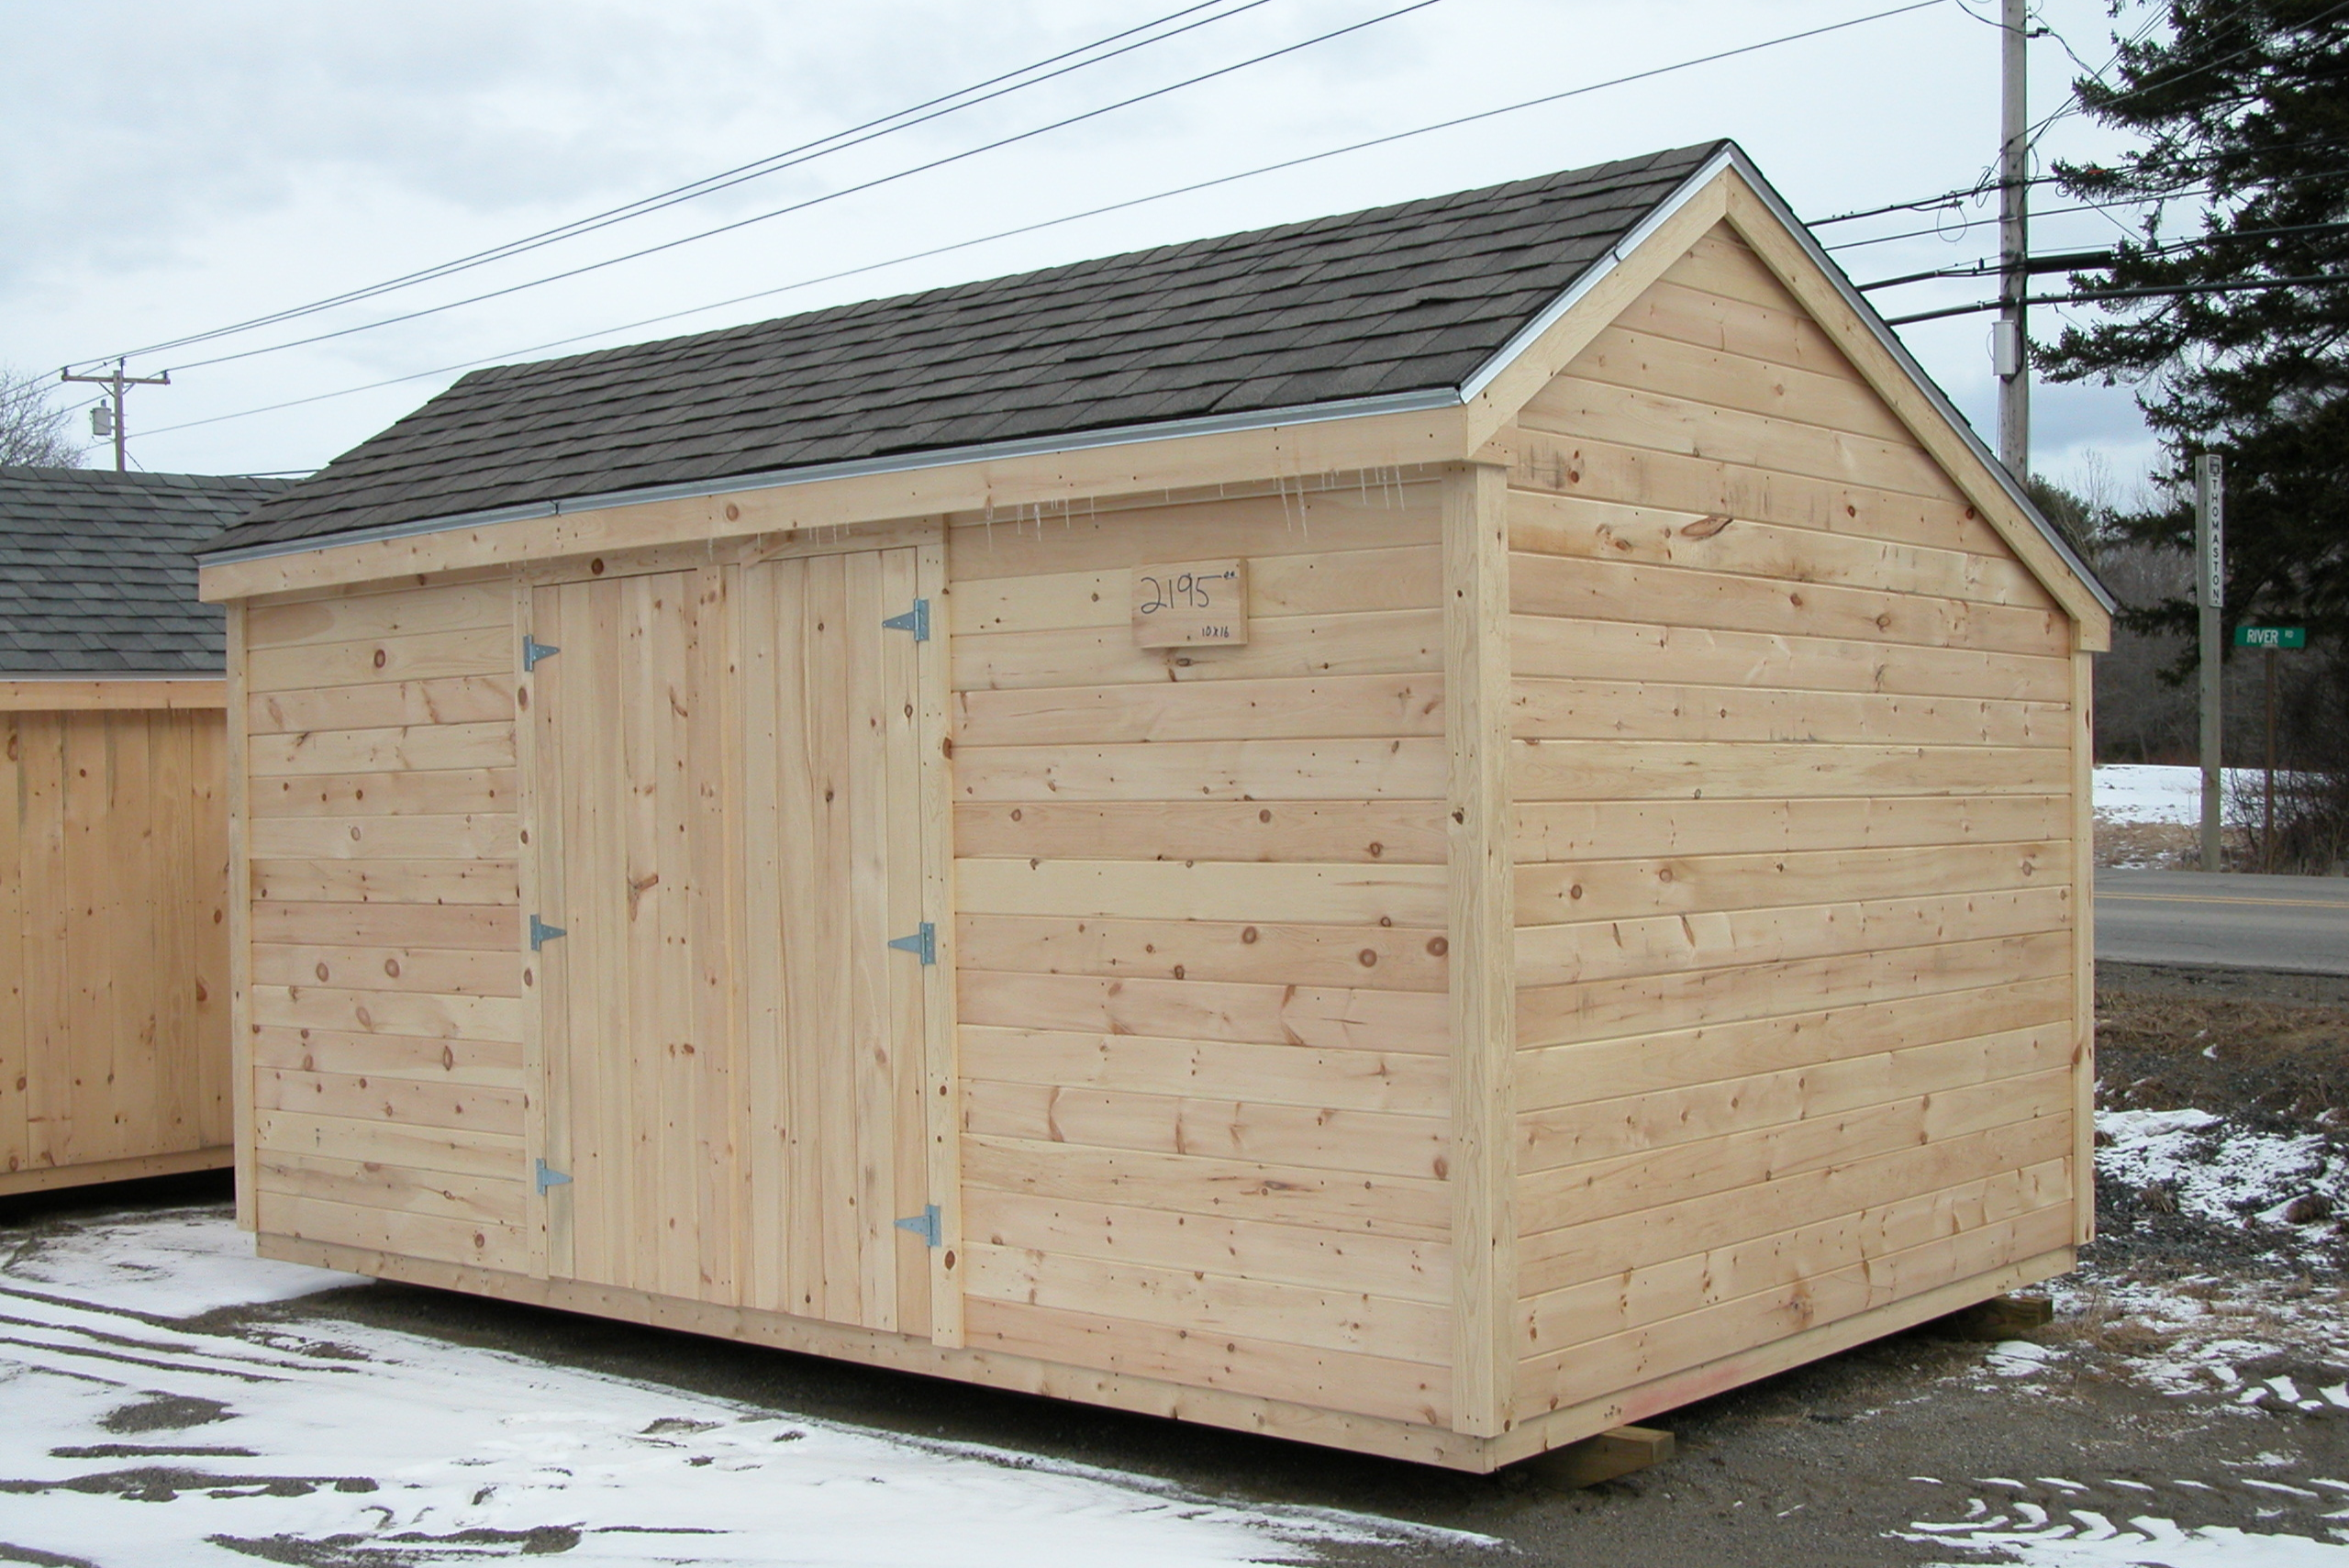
[{"xmin": 4, "ymin": 0, "xmax": 2169, "ymax": 499}]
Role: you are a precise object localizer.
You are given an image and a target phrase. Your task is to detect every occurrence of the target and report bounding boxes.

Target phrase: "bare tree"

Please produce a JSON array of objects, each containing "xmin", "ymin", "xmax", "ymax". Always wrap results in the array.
[{"xmin": 0, "ymin": 365, "xmax": 87, "ymax": 467}]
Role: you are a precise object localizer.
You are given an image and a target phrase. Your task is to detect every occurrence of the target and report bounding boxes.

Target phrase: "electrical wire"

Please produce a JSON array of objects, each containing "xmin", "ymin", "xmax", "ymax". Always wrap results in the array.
[
  {"xmin": 2026, "ymin": 0, "xmax": 2349, "ymax": 147},
  {"xmin": 1811, "ymin": 131, "xmax": 2349, "ymax": 231},
  {"xmin": 154, "ymin": 0, "xmax": 1448, "ymax": 376},
  {"xmin": 1883, "ymin": 269, "xmax": 2349, "ymax": 324},
  {"xmin": 75, "ymin": 0, "xmax": 1277, "ymax": 369},
  {"xmin": 1823, "ymin": 193, "xmax": 2156, "ymax": 251},
  {"xmin": 1813, "ymin": 5, "xmax": 2349, "ymax": 233},
  {"xmin": 139, "ymin": 0, "xmax": 1948, "ymax": 442},
  {"xmin": 1854, "ymin": 218, "xmax": 2349, "ymax": 290},
  {"xmin": 1823, "ymin": 157, "xmax": 2349, "ymax": 257}
]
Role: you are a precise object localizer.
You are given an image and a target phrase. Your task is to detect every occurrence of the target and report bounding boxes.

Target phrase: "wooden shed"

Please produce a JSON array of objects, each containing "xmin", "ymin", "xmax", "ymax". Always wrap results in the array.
[
  {"xmin": 2, "ymin": 467, "xmax": 287, "ymax": 1195},
  {"xmin": 196, "ymin": 142, "xmax": 2112, "ymax": 1470}
]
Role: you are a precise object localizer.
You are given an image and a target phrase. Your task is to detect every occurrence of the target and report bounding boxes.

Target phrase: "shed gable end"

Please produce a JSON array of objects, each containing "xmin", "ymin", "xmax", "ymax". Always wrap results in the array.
[
  {"xmin": 1494, "ymin": 218, "xmax": 2089, "ymax": 1430},
  {"xmin": 1521, "ymin": 223, "xmax": 2066, "ymax": 608}
]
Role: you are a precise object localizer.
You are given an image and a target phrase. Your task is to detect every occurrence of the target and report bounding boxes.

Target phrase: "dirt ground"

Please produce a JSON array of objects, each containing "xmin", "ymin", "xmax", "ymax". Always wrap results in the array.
[{"xmin": 9, "ymin": 962, "xmax": 2349, "ymax": 1564}]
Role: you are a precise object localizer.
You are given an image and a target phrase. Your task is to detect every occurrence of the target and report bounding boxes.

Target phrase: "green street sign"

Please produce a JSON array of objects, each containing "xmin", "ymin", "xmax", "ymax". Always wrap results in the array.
[{"xmin": 2236, "ymin": 625, "xmax": 2308, "ymax": 649}]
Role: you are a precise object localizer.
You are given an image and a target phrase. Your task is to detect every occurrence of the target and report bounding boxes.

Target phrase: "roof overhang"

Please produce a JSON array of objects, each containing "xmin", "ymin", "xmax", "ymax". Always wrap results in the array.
[{"xmin": 196, "ymin": 386, "xmax": 1464, "ymax": 572}]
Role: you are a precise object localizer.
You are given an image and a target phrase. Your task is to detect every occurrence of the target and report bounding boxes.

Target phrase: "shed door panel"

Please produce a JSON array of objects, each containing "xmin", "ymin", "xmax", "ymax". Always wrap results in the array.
[
  {"xmin": 535, "ymin": 569, "xmax": 737, "ymax": 1305},
  {"xmin": 740, "ymin": 549, "xmax": 930, "ymax": 1336},
  {"xmin": 536, "ymin": 550, "xmax": 930, "ymax": 1334}
]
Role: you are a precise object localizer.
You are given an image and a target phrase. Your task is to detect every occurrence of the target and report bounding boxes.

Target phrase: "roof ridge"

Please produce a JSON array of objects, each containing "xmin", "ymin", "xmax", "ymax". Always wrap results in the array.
[
  {"xmin": 459, "ymin": 140, "xmax": 1730, "ymax": 389},
  {"xmin": 217, "ymin": 140, "xmax": 1732, "ymax": 553}
]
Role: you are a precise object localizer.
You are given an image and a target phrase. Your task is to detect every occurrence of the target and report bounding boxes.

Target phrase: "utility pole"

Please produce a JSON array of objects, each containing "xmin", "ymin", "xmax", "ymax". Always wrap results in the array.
[
  {"xmin": 1997, "ymin": 0, "xmax": 2031, "ymax": 475},
  {"xmin": 2264, "ymin": 642, "xmax": 2277, "ymax": 873},
  {"xmin": 2196, "ymin": 452, "xmax": 2224, "ymax": 873},
  {"xmin": 59, "ymin": 361, "xmax": 170, "ymax": 473}
]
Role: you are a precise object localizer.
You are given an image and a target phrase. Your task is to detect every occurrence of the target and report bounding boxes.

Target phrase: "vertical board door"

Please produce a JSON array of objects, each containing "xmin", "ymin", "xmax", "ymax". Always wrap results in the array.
[
  {"xmin": 738, "ymin": 548, "xmax": 931, "ymax": 1337},
  {"xmin": 535, "ymin": 549, "xmax": 933, "ymax": 1335},
  {"xmin": 534, "ymin": 568, "xmax": 739, "ymax": 1306}
]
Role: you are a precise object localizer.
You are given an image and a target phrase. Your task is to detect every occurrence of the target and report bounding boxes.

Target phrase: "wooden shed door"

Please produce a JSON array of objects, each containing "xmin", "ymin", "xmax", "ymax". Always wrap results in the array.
[
  {"xmin": 533, "ymin": 569, "xmax": 738, "ymax": 1306},
  {"xmin": 736, "ymin": 549, "xmax": 931, "ymax": 1337},
  {"xmin": 534, "ymin": 550, "xmax": 934, "ymax": 1335}
]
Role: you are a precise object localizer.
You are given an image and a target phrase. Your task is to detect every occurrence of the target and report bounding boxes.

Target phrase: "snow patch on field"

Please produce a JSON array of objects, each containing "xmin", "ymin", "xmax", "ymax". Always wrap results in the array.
[
  {"xmin": 2095, "ymin": 764, "xmax": 2271, "ymax": 827},
  {"xmin": 2053, "ymin": 1269, "xmax": 2349, "ymax": 1405},
  {"xmin": 1904, "ymin": 1476, "xmax": 2349, "ymax": 1564},
  {"xmin": 2098, "ymin": 1108, "xmax": 2349, "ymax": 1229},
  {"xmin": 0, "ymin": 1209, "xmax": 1473, "ymax": 1566},
  {"xmin": 2054, "ymin": 1107, "xmax": 2349, "ymax": 1405},
  {"xmin": 1909, "ymin": 1512, "xmax": 2349, "ymax": 1564},
  {"xmin": 0, "ymin": 1203, "xmax": 365, "ymax": 1314}
]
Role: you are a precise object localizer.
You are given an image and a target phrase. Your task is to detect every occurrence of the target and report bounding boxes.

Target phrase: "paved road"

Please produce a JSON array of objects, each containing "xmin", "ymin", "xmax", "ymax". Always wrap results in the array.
[{"xmin": 2096, "ymin": 866, "xmax": 2349, "ymax": 975}]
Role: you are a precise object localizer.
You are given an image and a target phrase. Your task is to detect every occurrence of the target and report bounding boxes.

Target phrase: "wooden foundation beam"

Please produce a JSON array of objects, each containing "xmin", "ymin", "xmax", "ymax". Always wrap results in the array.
[
  {"xmin": 1520, "ymin": 1425, "xmax": 1675, "ymax": 1486},
  {"xmin": 0, "ymin": 1146, "xmax": 232, "ymax": 1199},
  {"xmin": 1934, "ymin": 1294, "xmax": 2056, "ymax": 1341}
]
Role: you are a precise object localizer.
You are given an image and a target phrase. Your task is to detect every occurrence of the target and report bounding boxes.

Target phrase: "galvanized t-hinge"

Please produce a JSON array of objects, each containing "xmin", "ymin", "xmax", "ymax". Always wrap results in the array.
[
  {"xmin": 886, "ymin": 921, "xmax": 936, "ymax": 964},
  {"xmin": 522, "ymin": 634, "xmax": 561, "ymax": 671},
  {"xmin": 881, "ymin": 598, "xmax": 930, "ymax": 641},
  {"xmin": 894, "ymin": 1203, "xmax": 941, "ymax": 1247},
  {"xmin": 534, "ymin": 1158, "xmax": 572, "ymax": 1195},
  {"xmin": 529, "ymin": 914, "xmax": 567, "ymax": 951}
]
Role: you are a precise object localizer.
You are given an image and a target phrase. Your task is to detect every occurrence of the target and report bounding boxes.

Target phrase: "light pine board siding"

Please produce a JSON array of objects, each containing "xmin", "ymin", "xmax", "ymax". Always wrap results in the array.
[
  {"xmin": 243, "ymin": 582, "xmax": 528, "ymax": 1272},
  {"xmin": 1501, "ymin": 225, "xmax": 2085, "ymax": 1424},
  {"xmin": 0, "ymin": 706, "xmax": 230, "ymax": 1189},
  {"xmin": 948, "ymin": 483, "xmax": 1456, "ymax": 1422}
]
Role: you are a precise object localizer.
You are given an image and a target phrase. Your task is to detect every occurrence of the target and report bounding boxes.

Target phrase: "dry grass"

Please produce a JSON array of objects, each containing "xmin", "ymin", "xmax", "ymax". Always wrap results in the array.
[
  {"xmin": 2096, "ymin": 992, "xmax": 2349, "ymax": 1121},
  {"xmin": 2095, "ymin": 819, "xmax": 2257, "ymax": 869}
]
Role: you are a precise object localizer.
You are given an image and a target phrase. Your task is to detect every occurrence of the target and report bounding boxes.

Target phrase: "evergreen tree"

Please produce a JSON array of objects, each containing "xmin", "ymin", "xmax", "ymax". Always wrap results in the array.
[{"xmin": 2039, "ymin": 0, "xmax": 2349, "ymax": 640}]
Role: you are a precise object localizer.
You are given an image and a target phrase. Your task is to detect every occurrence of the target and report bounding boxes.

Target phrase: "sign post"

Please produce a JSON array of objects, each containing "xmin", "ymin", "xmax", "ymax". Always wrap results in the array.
[
  {"xmin": 2195, "ymin": 454, "xmax": 2225, "ymax": 872},
  {"xmin": 2235, "ymin": 624, "xmax": 2308, "ymax": 871}
]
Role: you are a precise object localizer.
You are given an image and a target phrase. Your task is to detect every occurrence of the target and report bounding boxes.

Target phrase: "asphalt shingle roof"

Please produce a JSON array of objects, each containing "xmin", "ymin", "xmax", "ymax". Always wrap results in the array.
[
  {"xmin": 0, "ymin": 467, "xmax": 293, "ymax": 673},
  {"xmin": 214, "ymin": 142, "xmax": 1727, "ymax": 554}
]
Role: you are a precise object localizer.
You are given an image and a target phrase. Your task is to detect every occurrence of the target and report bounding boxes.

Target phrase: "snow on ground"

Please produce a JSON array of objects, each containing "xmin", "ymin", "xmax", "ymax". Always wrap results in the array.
[
  {"xmin": 2023, "ymin": 1106, "xmax": 2349, "ymax": 1406},
  {"xmin": 2094, "ymin": 764, "xmax": 2265, "ymax": 827},
  {"xmin": 2098, "ymin": 1108, "xmax": 2349, "ymax": 1230},
  {"xmin": 0, "ymin": 1207, "xmax": 1474, "ymax": 1565},
  {"xmin": 1, "ymin": 1202, "xmax": 366, "ymax": 1315},
  {"xmin": 1904, "ymin": 1490, "xmax": 2349, "ymax": 1565}
]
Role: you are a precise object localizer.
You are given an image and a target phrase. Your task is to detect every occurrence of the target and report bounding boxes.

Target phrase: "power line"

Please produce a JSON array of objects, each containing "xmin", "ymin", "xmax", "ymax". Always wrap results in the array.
[
  {"xmin": 1854, "ymin": 218, "xmax": 2349, "ymax": 290},
  {"xmin": 1884, "ymin": 270, "xmax": 2349, "ymax": 325},
  {"xmin": 1813, "ymin": 6, "xmax": 2349, "ymax": 233},
  {"xmin": 76, "ymin": 0, "xmax": 1276, "ymax": 369},
  {"xmin": 1822, "ymin": 193, "xmax": 2155, "ymax": 251},
  {"xmin": 155, "ymin": 0, "xmax": 1450, "ymax": 377},
  {"xmin": 139, "ymin": 0, "xmax": 1948, "ymax": 443},
  {"xmin": 1810, "ymin": 131, "xmax": 2349, "ymax": 232},
  {"xmin": 1822, "ymin": 158, "xmax": 2349, "ymax": 256}
]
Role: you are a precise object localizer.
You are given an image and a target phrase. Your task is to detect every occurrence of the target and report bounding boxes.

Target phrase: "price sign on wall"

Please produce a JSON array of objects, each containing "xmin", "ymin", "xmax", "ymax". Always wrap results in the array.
[{"xmin": 1132, "ymin": 559, "xmax": 1248, "ymax": 649}]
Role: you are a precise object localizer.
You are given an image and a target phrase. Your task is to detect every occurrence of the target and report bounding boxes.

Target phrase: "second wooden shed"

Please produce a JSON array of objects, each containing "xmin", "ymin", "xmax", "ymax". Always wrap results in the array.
[
  {"xmin": 2, "ymin": 466, "xmax": 287, "ymax": 1195},
  {"xmin": 197, "ymin": 141, "xmax": 2111, "ymax": 1469}
]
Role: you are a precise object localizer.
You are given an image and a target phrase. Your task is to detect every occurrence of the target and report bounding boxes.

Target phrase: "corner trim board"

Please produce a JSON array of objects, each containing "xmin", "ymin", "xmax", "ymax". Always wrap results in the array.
[{"xmin": 1444, "ymin": 461, "xmax": 1516, "ymax": 1437}]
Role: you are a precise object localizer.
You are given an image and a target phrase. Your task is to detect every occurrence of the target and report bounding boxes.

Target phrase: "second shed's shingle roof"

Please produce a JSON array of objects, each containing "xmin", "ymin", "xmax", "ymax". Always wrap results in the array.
[
  {"xmin": 216, "ymin": 142, "xmax": 1728, "ymax": 553},
  {"xmin": 0, "ymin": 467, "xmax": 292, "ymax": 673}
]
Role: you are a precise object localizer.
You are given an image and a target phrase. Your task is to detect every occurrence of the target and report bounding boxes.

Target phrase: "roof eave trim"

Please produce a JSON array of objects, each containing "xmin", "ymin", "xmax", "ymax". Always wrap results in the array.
[
  {"xmin": 196, "ymin": 385, "xmax": 1464, "ymax": 568},
  {"xmin": 0, "ymin": 670, "xmax": 226, "ymax": 680},
  {"xmin": 1724, "ymin": 149, "xmax": 2113, "ymax": 614},
  {"xmin": 1458, "ymin": 144, "xmax": 2115, "ymax": 617},
  {"xmin": 1454, "ymin": 144, "xmax": 1742, "ymax": 407}
]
